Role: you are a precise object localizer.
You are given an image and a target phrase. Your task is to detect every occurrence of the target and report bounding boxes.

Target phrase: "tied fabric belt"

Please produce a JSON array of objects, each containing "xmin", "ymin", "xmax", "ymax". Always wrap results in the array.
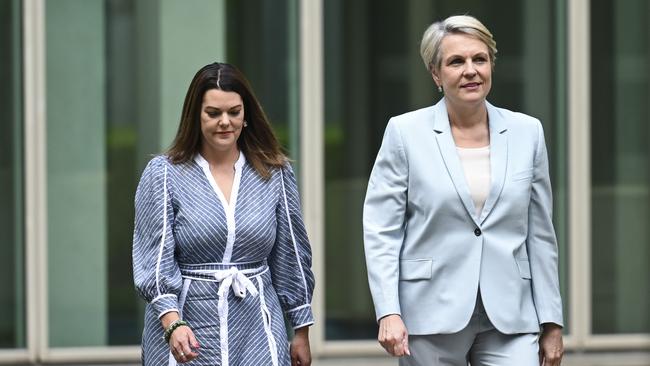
[{"xmin": 168, "ymin": 261, "xmax": 279, "ymax": 366}]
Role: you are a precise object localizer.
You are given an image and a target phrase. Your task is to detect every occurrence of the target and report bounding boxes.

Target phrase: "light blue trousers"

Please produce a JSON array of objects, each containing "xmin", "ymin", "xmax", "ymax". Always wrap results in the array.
[{"xmin": 399, "ymin": 294, "xmax": 539, "ymax": 366}]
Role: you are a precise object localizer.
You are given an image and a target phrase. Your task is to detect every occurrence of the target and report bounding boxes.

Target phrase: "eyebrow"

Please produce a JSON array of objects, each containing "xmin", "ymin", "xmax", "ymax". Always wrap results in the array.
[
  {"xmin": 204, "ymin": 104, "xmax": 243, "ymax": 111},
  {"xmin": 446, "ymin": 51, "xmax": 489, "ymax": 60}
]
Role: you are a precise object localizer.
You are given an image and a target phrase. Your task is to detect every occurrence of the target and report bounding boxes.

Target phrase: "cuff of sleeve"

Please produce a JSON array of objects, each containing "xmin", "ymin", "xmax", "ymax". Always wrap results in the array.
[
  {"xmin": 539, "ymin": 317, "xmax": 564, "ymax": 329},
  {"xmin": 285, "ymin": 304, "xmax": 314, "ymax": 329},
  {"xmin": 374, "ymin": 303, "xmax": 402, "ymax": 322},
  {"xmin": 537, "ymin": 308, "xmax": 564, "ymax": 329},
  {"xmin": 151, "ymin": 294, "xmax": 179, "ymax": 318}
]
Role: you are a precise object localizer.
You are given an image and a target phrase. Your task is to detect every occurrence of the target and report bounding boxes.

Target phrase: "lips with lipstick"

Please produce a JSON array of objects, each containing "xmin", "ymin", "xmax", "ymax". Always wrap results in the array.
[{"xmin": 461, "ymin": 82, "xmax": 482, "ymax": 89}]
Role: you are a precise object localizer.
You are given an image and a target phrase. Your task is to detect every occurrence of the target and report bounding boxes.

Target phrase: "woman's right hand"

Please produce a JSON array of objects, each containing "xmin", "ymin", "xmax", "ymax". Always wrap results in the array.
[
  {"xmin": 378, "ymin": 314, "xmax": 411, "ymax": 357},
  {"xmin": 162, "ymin": 312, "xmax": 200, "ymax": 363},
  {"xmin": 169, "ymin": 326, "xmax": 200, "ymax": 363}
]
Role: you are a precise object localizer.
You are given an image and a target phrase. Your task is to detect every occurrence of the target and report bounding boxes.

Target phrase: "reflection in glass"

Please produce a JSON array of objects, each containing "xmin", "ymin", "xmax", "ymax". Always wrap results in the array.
[
  {"xmin": 324, "ymin": 0, "xmax": 567, "ymax": 339},
  {"xmin": 226, "ymin": 0, "xmax": 300, "ymax": 159},
  {"xmin": 0, "ymin": 0, "xmax": 25, "ymax": 349},
  {"xmin": 591, "ymin": 0, "xmax": 650, "ymax": 334}
]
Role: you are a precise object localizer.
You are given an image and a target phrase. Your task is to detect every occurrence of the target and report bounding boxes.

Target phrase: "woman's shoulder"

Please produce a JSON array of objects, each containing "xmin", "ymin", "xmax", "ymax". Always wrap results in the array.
[
  {"xmin": 141, "ymin": 154, "xmax": 172, "ymax": 175},
  {"xmin": 140, "ymin": 154, "xmax": 194, "ymax": 182},
  {"xmin": 265, "ymin": 160, "xmax": 294, "ymax": 180},
  {"xmin": 145, "ymin": 154, "xmax": 196, "ymax": 172},
  {"xmin": 487, "ymin": 103, "xmax": 545, "ymax": 148},
  {"xmin": 253, "ymin": 160, "xmax": 297, "ymax": 192},
  {"xmin": 488, "ymin": 102, "xmax": 541, "ymax": 128},
  {"xmin": 389, "ymin": 105, "xmax": 436, "ymax": 125}
]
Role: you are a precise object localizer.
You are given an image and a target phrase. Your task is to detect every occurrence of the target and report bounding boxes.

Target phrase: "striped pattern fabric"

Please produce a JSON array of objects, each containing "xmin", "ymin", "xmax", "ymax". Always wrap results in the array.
[{"xmin": 133, "ymin": 154, "xmax": 315, "ymax": 366}]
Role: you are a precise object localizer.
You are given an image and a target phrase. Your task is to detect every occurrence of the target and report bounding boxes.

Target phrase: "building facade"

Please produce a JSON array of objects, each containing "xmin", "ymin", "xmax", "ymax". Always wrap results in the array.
[{"xmin": 0, "ymin": 0, "xmax": 649, "ymax": 364}]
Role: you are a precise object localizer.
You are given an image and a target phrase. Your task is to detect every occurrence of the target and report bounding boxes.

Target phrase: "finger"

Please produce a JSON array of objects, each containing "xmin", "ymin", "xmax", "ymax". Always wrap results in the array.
[
  {"xmin": 392, "ymin": 341, "xmax": 404, "ymax": 357},
  {"xmin": 181, "ymin": 339, "xmax": 194, "ymax": 357},
  {"xmin": 177, "ymin": 330, "xmax": 199, "ymax": 358},
  {"xmin": 551, "ymin": 353, "xmax": 562, "ymax": 366},
  {"xmin": 295, "ymin": 348, "xmax": 311, "ymax": 366},
  {"xmin": 188, "ymin": 331, "xmax": 200, "ymax": 350},
  {"xmin": 171, "ymin": 346, "xmax": 183, "ymax": 362},
  {"xmin": 402, "ymin": 337, "xmax": 411, "ymax": 356},
  {"xmin": 381, "ymin": 341, "xmax": 394, "ymax": 356},
  {"xmin": 379, "ymin": 337, "xmax": 393, "ymax": 355},
  {"xmin": 177, "ymin": 349, "xmax": 186, "ymax": 363}
]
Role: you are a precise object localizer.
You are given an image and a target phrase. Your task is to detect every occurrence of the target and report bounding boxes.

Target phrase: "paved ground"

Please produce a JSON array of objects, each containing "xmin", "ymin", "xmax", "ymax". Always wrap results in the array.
[
  {"xmin": 22, "ymin": 351, "xmax": 649, "ymax": 365},
  {"xmin": 314, "ymin": 352, "xmax": 650, "ymax": 366}
]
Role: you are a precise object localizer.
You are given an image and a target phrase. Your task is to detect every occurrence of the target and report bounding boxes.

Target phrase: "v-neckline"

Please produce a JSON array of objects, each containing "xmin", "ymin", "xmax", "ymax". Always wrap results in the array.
[
  {"xmin": 194, "ymin": 152, "xmax": 246, "ymax": 263},
  {"xmin": 195, "ymin": 152, "xmax": 245, "ymax": 211}
]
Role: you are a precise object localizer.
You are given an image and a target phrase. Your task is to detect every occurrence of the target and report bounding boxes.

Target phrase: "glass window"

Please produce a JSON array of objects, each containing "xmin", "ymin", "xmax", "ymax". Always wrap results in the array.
[
  {"xmin": 591, "ymin": 0, "xmax": 650, "ymax": 334},
  {"xmin": 45, "ymin": 0, "xmax": 227, "ymax": 347},
  {"xmin": 226, "ymin": 0, "xmax": 300, "ymax": 160},
  {"xmin": 324, "ymin": 0, "xmax": 568, "ymax": 340},
  {"xmin": 225, "ymin": 0, "xmax": 301, "ymax": 335},
  {"xmin": 0, "ymin": 0, "xmax": 25, "ymax": 350}
]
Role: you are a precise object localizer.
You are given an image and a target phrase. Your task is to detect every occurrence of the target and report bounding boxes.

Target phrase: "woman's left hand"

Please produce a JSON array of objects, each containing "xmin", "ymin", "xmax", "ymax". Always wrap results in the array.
[
  {"xmin": 539, "ymin": 323, "xmax": 563, "ymax": 366},
  {"xmin": 290, "ymin": 326, "xmax": 311, "ymax": 366}
]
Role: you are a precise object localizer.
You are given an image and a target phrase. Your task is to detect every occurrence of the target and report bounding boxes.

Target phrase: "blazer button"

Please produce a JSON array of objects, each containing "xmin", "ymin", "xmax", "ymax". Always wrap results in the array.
[{"xmin": 474, "ymin": 228, "xmax": 482, "ymax": 236}]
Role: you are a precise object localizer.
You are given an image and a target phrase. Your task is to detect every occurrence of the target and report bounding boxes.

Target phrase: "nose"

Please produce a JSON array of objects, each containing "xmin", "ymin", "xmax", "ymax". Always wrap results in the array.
[
  {"xmin": 217, "ymin": 113, "xmax": 230, "ymax": 127},
  {"xmin": 463, "ymin": 60, "xmax": 477, "ymax": 77}
]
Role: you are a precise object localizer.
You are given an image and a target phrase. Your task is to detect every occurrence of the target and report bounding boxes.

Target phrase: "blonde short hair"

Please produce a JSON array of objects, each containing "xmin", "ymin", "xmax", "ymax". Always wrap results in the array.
[{"xmin": 420, "ymin": 15, "xmax": 497, "ymax": 73}]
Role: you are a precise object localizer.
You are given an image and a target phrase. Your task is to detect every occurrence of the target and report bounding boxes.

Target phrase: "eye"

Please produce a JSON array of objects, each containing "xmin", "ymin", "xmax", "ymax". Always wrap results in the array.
[
  {"xmin": 228, "ymin": 109, "xmax": 242, "ymax": 117},
  {"xmin": 449, "ymin": 58, "xmax": 463, "ymax": 65},
  {"xmin": 474, "ymin": 57, "xmax": 487, "ymax": 63},
  {"xmin": 207, "ymin": 111, "xmax": 220, "ymax": 118}
]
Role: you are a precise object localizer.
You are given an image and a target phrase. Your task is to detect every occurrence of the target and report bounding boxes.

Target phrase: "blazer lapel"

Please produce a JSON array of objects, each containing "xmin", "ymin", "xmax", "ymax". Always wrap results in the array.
[
  {"xmin": 432, "ymin": 99, "xmax": 480, "ymax": 225},
  {"xmin": 480, "ymin": 101, "xmax": 508, "ymax": 223}
]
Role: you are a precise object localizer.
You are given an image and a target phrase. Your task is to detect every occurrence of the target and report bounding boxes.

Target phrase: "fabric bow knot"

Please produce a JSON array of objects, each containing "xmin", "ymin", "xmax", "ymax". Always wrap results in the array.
[{"xmin": 214, "ymin": 266, "xmax": 259, "ymax": 299}]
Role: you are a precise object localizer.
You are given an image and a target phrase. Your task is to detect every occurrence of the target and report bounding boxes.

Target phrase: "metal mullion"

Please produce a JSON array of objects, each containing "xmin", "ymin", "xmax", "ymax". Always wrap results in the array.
[
  {"xmin": 583, "ymin": 335, "xmax": 650, "ymax": 350},
  {"xmin": 568, "ymin": 0, "xmax": 591, "ymax": 349},
  {"xmin": 43, "ymin": 346, "xmax": 140, "ymax": 363},
  {"xmin": 0, "ymin": 350, "xmax": 30, "ymax": 365},
  {"xmin": 299, "ymin": 0, "xmax": 325, "ymax": 357},
  {"xmin": 23, "ymin": 0, "xmax": 47, "ymax": 362}
]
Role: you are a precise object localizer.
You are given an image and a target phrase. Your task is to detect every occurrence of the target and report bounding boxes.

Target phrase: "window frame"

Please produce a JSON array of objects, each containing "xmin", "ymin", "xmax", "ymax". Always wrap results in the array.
[{"xmin": 3, "ymin": 0, "xmax": 648, "ymax": 364}]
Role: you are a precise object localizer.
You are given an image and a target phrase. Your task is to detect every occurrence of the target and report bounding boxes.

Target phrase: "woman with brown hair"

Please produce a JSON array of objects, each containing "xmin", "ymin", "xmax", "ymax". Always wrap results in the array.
[{"xmin": 133, "ymin": 62, "xmax": 314, "ymax": 366}]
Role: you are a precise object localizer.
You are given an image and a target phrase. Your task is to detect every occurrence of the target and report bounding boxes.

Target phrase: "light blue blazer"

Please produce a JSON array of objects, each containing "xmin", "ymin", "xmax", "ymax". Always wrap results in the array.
[{"xmin": 363, "ymin": 98, "xmax": 564, "ymax": 335}]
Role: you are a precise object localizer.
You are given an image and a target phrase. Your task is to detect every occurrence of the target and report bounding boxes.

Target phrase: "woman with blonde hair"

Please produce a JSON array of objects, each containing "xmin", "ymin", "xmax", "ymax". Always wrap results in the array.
[{"xmin": 364, "ymin": 15, "xmax": 564, "ymax": 366}]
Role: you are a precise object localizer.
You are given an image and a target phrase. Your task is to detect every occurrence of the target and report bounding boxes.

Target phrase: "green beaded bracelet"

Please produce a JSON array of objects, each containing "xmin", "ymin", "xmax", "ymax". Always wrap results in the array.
[{"xmin": 163, "ymin": 319, "xmax": 188, "ymax": 343}]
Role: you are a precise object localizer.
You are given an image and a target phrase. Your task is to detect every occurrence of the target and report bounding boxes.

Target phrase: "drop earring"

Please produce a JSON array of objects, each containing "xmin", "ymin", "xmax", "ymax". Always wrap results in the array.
[
  {"xmin": 243, "ymin": 120, "xmax": 248, "ymax": 127},
  {"xmin": 437, "ymin": 85, "xmax": 443, "ymax": 93}
]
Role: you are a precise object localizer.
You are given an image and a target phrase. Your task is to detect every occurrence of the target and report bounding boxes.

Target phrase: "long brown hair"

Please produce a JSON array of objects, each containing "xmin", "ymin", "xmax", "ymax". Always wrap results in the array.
[{"xmin": 168, "ymin": 62, "xmax": 287, "ymax": 179}]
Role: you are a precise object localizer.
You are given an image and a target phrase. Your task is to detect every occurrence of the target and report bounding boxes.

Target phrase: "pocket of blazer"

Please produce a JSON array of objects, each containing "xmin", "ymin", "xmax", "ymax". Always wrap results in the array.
[{"xmin": 399, "ymin": 258, "xmax": 433, "ymax": 280}]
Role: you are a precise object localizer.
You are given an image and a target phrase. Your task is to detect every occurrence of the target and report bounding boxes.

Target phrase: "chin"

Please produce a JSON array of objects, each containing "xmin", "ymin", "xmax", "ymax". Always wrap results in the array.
[{"xmin": 210, "ymin": 141, "xmax": 236, "ymax": 151}]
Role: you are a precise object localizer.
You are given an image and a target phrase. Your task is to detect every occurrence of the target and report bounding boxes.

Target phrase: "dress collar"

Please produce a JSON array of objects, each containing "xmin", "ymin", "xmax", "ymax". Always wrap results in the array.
[{"xmin": 194, "ymin": 150, "xmax": 246, "ymax": 170}]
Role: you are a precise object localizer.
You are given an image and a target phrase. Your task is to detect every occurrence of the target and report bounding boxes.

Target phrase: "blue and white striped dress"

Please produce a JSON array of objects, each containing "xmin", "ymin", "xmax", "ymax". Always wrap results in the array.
[{"xmin": 133, "ymin": 153, "xmax": 315, "ymax": 366}]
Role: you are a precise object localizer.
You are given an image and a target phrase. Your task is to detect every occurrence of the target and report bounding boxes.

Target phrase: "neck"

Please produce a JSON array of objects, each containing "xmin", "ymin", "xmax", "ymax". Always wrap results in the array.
[
  {"xmin": 445, "ymin": 99, "xmax": 488, "ymax": 129},
  {"xmin": 200, "ymin": 145, "xmax": 240, "ymax": 168}
]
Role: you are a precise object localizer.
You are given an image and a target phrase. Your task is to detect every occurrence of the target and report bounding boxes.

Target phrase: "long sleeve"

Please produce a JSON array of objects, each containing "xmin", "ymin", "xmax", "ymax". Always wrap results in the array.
[
  {"xmin": 527, "ymin": 121, "xmax": 564, "ymax": 327},
  {"xmin": 363, "ymin": 119, "xmax": 408, "ymax": 321},
  {"xmin": 269, "ymin": 163, "xmax": 315, "ymax": 329},
  {"xmin": 132, "ymin": 156, "xmax": 183, "ymax": 319}
]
